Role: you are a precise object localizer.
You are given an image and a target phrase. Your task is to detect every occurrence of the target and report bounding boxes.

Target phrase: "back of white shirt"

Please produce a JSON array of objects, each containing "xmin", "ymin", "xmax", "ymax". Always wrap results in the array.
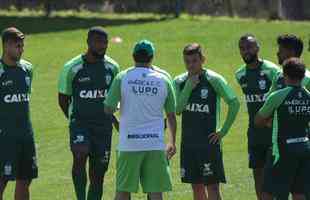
[{"xmin": 118, "ymin": 67, "xmax": 169, "ymax": 151}]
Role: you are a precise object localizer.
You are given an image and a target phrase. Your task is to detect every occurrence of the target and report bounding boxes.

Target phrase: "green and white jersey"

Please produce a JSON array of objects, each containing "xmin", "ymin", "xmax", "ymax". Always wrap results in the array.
[
  {"xmin": 58, "ymin": 54, "xmax": 119, "ymax": 127},
  {"xmin": 258, "ymin": 86, "xmax": 310, "ymax": 164},
  {"xmin": 174, "ymin": 69, "xmax": 239, "ymax": 148},
  {"xmin": 235, "ymin": 60, "xmax": 279, "ymax": 146},
  {"xmin": 0, "ymin": 59, "xmax": 33, "ymax": 124},
  {"xmin": 269, "ymin": 69, "xmax": 310, "ymax": 93},
  {"xmin": 104, "ymin": 67, "xmax": 176, "ymax": 151}
]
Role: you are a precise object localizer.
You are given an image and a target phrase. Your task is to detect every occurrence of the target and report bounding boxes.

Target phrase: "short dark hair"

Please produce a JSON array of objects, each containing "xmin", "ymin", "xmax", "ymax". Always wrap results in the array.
[
  {"xmin": 133, "ymin": 50, "xmax": 153, "ymax": 63},
  {"xmin": 239, "ymin": 33, "xmax": 256, "ymax": 42},
  {"xmin": 283, "ymin": 57, "xmax": 305, "ymax": 81},
  {"xmin": 87, "ymin": 26, "xmax": 108, "ymax": 40},
  {"xmin": 2, "ymin": 27, "xmax": 24, "ymax": 44},
  {"xmin": 277, "ymin": 34, "xmax": 303, "ymax": 57},
  {"xmin": 183, "ymin": 43, "xmax": 204, "ymax": 58}
]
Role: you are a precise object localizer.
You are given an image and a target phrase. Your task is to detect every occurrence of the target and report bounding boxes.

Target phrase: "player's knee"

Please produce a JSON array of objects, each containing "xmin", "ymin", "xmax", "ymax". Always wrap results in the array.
[
  {"xmin": 16, "ymin": 180, "xmax": 32, "ymax": 189},
  {"xmin": 191, "ymin": 183, "xmax": 205, "ymax": 193}
]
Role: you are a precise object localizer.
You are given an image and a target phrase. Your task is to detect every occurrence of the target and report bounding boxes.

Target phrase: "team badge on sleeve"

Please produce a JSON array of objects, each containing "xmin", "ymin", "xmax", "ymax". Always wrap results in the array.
[{"xmin": 200, "ymin": 88, "xmax": 208, "ymax": 99}]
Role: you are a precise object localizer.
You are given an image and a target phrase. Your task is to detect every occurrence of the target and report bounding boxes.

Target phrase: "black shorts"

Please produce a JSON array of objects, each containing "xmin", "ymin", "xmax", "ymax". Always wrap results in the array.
[
  {"xmin": 180, "ymin": 145, "xmax": 226, "ymax": 185},
  {"xmin": 263, "ymin": 143, "xmax": 310, "ymax": 196},
  {"xmin": 69, "ymin": 120, "xmax": 112, "ymax": 172},
  {"xmin": 0, "ymin": 125, "xmax": 38, "ymax": 181},
  {"xmin": 248, "ymin": 145, "xmax": 270, "ymax": 169}
]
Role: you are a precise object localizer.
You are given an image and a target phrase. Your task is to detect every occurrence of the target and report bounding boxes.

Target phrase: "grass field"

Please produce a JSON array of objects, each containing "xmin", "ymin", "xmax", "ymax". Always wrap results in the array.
[{"xmin": 1, "ymin": 12, "xmax": 310, "ymax": 200}]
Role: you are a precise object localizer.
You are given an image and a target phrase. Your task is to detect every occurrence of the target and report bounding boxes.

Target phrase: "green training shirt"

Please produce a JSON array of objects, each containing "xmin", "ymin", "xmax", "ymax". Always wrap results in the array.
[
  {"xmin": 235, "ymin": 60, "xmax": 279, "ymax": 146},
  {"xmin": 268, "ymin": 69, "xmax": 310, "ymax": 93},
  {"xmin": 174, "ymin": 69, "xmax": 240, "ymax": 148},
  {"xmin": 0, "ymin": 59, "xmax": 33, "ymax": 126},
  {"xmin": 258, "ymin": 85, "xmax": 310, "ymax": 164},
  {"xmin": 58, "ymin": 54, "xmax": 119, "ymax": 128}
]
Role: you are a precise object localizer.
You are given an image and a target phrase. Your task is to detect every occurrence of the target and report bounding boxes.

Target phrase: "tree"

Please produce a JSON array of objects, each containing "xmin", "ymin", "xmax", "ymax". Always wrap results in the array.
[{"xmin": 279, "ymin": 0, "xmax": 304, "ymax": 20}]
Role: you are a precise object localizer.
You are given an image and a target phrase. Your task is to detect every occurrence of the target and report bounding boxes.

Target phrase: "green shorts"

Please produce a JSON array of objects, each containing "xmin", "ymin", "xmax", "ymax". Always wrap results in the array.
[
  {"xmin": 0, "ymin": 125, "xmax": 38, "ymax": 181},
  {"xmin": 116, "ymin": 150, "xmax": 172, "ymax": 193}
]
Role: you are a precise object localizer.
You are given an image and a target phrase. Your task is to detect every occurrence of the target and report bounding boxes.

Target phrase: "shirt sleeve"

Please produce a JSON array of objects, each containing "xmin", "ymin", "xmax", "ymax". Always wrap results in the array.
[
  {"xmin": 104, "ymin": 72, "xmax": 123, "ymax": 111},
  {"xmin": 210, "ymin": 74, "xmax": 240, "ymax": 137},
  {"xmin": 258, "ymin": 93, "xmax": 280, "ymax": 118},
  {"xmin": 58, "ymin": 64, "xmax": 74, "ymax": 95},
  {"xmin": 174, "ymin": 78, "xmax": 193, "ymax": 115},
  {"xmin": 164, "ymin": 78, "xmax": 176, "ymax": 113}
]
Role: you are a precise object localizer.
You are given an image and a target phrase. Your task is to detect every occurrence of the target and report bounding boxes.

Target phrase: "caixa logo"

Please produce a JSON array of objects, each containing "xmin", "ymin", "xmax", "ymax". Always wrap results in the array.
[
  {"xmin": 79, "ymin": 89, "xmax": 107, "ymax": 99},
  {"xmin": 4, "ymin": 93, "xmax": 30, "ymax": 103}
]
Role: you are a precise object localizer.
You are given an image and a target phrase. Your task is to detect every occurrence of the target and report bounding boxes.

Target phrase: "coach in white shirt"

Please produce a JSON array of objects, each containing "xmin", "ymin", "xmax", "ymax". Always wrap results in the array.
[{"xmin": 104, "ymin": 40, "xmax": 177, "ymax": 200}]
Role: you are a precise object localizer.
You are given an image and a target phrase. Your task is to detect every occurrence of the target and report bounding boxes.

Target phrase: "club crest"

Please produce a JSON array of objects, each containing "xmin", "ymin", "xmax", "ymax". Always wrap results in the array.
[
  {"xmin": 25, "ymin": 76, "xmax": 31, "ymax": 87},
  {"xmin": 258, "ymin": 79, "xmax": 266, "ymax": 90},
  {"xmin": 200, "ymin": 88, "xmax": 208, "ymax": 99}
]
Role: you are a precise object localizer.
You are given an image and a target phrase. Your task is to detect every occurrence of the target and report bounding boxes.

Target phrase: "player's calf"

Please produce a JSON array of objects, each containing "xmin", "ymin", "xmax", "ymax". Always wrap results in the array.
[
  {"xmin": 15, "ymin": 180, "xmax": 31, "ymax": 200},
  {"xmin": 206, "ymin": 184, "xmax": 221, "ymax": 200},
  {"xmin": 191, "ymin": 184, "xmax": 207, "ymax": 200}
]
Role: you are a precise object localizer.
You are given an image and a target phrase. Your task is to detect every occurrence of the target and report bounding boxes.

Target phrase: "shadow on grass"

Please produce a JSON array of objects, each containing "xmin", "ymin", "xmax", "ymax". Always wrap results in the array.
[{"xmin": 0, "ymin": 15, "xmax": 172, "ymax": 35}]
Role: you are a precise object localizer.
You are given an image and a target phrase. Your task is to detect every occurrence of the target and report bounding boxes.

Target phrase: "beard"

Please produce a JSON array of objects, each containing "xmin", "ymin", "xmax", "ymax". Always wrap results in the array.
[
  {"xmin": 242, "ymin": 54, "xmax": 258, "ymax": 64},
  {"xmin": 9, "ymin": 54, "xmax": 21, "ymax": 62},
  {"xmin": 90, "ymin": 49, "xmax": 105, "ymax": 59}
]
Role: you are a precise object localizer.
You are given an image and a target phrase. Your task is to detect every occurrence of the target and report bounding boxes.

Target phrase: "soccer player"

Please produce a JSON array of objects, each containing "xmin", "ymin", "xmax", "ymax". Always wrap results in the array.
[
  {"xmin": 255, "ymin": 58, "xmax": 310, "ymax": 200},
  {"xmin": 104, "ymin": 39, "xmax": 177, "ymax": 200},
  {"xmin": 235, "ymin": 34, "xmax": 279, "ymax": 200},
  {"xmin": 269, "ymin": 34, "xmax": 310, "ymax": 93},
  {"xmin": 174, "ymin": 43, "xmax": 240, "ymax": 200},
  {"xmin": 0, "ymin": 27, "xmax": 38, "ymax": 200},
  {"xmin": 58, "ymin": 27, "xmax": 119, "ymax": 200}
]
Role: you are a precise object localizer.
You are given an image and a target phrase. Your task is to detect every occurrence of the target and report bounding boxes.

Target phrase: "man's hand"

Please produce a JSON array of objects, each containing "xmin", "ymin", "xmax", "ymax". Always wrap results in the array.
[
  {"xmin": 208, "ymin": 132, "xmax": 223, "ymax": 144},
  {"xmin": 166, "ymin": 142, "xmax": 176, "ymax": 160}
]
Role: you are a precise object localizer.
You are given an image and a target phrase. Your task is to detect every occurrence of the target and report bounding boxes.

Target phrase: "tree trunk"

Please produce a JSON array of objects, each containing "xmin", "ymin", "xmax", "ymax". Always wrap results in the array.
[
  {"xmin": 224, "ymin": 0, "xmax": 234, "ymax": 17},
  {"xmin": 280, "ymin": 0, "xmax": 304, "ymax": 20}
]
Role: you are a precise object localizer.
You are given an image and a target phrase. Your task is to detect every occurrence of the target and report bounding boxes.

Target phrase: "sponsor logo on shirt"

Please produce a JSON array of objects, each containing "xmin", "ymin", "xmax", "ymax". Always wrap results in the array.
[
  {"xmin": 2, "ymin": 80, "xmax": 13, "ymax": 86},
  {"xmin": 127, "ymin": 133, "xmax": 159, "ymax": 139},
  {"xmin": 78, "ymin": 77, "xmax": 91, "ymax": 83},
  {"xmin": 186, "ymin": 103, "xmax": 210, "ymax": 113},
  {"xmin": 129, "ymin": 79, "xmax": 161, "ymax": 96},
  {"xmin": 285, "ymin": 99, "xmax": 310, "ymax": 115},
  {"xmin": 79, "ymin": 89, "xmax": 107, "ymax": 99},
  {"xmin": 244, "ymin": 93, "xmax": 267, "ymax": 103},
  {"xmin": 4, "ymin": 93, "xmax": 30, "ymax": 103}
]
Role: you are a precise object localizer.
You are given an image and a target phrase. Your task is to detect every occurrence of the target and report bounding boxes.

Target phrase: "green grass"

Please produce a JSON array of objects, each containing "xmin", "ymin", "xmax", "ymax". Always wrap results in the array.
[{"xmin": 1, "ymin": 12, "xmax": 310, "ymax": 199}]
